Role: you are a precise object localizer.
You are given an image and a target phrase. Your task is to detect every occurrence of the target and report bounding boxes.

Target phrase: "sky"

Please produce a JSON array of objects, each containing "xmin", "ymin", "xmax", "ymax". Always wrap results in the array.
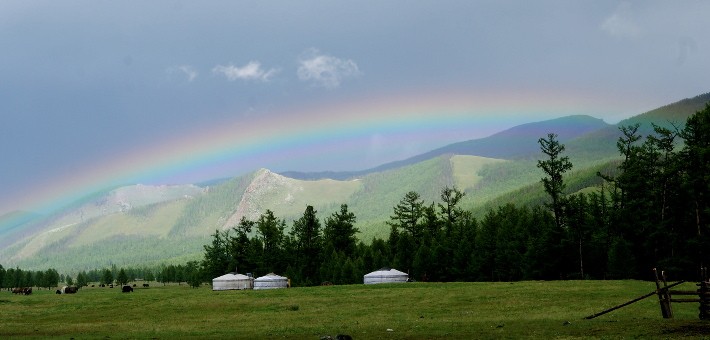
[{"xmin": 1, "ymin": 1, "xmax": 709, "ymax": 215}]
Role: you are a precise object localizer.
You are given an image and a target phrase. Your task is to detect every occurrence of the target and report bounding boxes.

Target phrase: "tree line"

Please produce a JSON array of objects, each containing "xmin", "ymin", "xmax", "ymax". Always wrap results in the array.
[
  {"xmin": 0, "ymin": 265, "xmax": 61, "ymax": 290},
  {"xmin": 0, "ymin": 263, "xmax": 204, "ymax": 289}
]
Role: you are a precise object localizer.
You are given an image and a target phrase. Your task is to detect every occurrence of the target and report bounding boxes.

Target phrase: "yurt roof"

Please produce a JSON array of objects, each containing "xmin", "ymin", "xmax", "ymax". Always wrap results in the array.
[
  {"xmin": 364, "ymin": 267, "xmax": 408, "ymax": 277},
  {"xmin": 254, "ymin": 273, "xmax": 287, "ymax": 281},
  {"xmin": 213, "ymin": 272, "xmax": 252, "ymax": 281}
]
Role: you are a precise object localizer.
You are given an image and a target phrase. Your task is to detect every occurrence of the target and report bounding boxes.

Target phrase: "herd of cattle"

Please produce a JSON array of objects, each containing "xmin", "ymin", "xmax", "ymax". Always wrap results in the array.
[{"xmin": 9, "ymin": 283, "xmax": 151, "ymax": 295}]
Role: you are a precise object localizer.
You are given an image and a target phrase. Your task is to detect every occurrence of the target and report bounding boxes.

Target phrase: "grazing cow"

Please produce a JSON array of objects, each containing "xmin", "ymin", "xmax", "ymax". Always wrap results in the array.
[
  {"xmin": 63, "ymin": 286, "xmax": 78, "ymax": 294},
  {"xmin": 56, "ymin": 289, "xmax": 62, "ymax": 294},
  {"xmin": 12, "ymin": 287, "xmax": 24, "ymax": 294},
  {"xmin": 122, "ymin": 285, "xmax": 133, "ymax": 293},
  {"xmin": 142, "ymin": 283, "xmax": 149, "ymax": 288},
  {"xmin": 132, "ymin": 284, "xmax": 136, "ymax": 287},
  {"xmin": 23, "ymin": 287, "xmax": 32, "ymax": 295},
  {"xmin": 91, "ymin": 285, "xmax": 95, "ymax": 287},
  {"xmin": 100, "ymin": 284, "xmax": 105, "ymax": 288},
  {"xmin": 109, "ymin": 284, "xmax": 113, "ymax": 288}
]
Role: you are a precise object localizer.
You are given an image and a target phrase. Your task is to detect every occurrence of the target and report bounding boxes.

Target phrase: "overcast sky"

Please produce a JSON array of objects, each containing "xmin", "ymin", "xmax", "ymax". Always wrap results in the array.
[{"xmin": 1, "ymin": 1, "xmax": 709, "ymax": 215}]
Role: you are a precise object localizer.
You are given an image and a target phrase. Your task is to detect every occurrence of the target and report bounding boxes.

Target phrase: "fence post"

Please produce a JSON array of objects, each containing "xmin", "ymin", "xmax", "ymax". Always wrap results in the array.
[
  {"xmin": 699, "ymin": 267, "xmax": 709, "ymax": 320},
  {"xmin": 654, "ymin": 268, "xmax": 673, "ymax": 318}
]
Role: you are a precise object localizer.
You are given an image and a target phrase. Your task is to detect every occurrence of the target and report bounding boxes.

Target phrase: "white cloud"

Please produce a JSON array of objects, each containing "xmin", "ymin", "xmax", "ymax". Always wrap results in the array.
[
  {"xmin": 167, "ymin": 65, "xmax": 198, "ymax": 82},
  {"xmin": 297, "ymin": 49, "xmax": 361, "ymax": 89},
  {"xmin": 212, "ymin": 61, "xmax": 278, "ymax": 82},
  {"xmin": 600, "ymin": 2, "xmax": 641, "ymax": 39}
]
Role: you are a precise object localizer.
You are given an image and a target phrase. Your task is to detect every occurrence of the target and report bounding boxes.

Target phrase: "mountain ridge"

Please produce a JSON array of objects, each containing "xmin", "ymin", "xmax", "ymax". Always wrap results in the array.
[{"xmin": 281, "ymin": 115, "xmax": 610, "ymax": 180}]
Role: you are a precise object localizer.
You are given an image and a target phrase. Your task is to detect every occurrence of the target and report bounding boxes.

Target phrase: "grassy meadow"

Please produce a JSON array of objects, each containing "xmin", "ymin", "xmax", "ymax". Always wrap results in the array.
[{"xmin": 1, "ymin": 280, "xmax": 709, "ymax": 339}]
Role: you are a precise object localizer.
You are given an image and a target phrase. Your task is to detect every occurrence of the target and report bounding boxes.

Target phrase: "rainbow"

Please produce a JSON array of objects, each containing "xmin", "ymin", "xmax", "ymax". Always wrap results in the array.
[{"xmin": 9, "ymin": 88, "xmax": 636, "ymax": 215}]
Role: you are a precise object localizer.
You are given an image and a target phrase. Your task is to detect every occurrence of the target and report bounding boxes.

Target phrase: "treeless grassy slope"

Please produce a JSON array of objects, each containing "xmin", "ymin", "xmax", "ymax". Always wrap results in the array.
[{"xmin": 1, "ymin": 280, "xmax": 708, "ymax": 339}]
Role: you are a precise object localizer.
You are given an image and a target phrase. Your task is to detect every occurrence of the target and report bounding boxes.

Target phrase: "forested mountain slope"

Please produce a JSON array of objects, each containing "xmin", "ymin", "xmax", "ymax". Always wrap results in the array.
[{"xmin": 566, "ymin": 92, "xmax": 710, "ymax": 166}]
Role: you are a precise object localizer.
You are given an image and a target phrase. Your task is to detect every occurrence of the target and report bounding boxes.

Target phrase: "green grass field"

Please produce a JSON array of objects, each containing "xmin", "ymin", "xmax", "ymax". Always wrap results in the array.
[{"xmin": 1, "ymin": 280, "xmax": 708, "ymax": 339}]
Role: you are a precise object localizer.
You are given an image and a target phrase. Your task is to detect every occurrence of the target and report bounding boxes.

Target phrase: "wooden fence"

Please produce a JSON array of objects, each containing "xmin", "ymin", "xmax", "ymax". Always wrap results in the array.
[{"xmin": 585, "ymin": 267, "xmax": 709, "ymax": 320}]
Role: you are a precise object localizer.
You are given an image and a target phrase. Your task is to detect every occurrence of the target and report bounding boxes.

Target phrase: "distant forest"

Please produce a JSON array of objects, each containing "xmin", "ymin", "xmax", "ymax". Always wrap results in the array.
[{"xmin": 2, "ymin": 103, "xmax": 709, "ymax": 288}]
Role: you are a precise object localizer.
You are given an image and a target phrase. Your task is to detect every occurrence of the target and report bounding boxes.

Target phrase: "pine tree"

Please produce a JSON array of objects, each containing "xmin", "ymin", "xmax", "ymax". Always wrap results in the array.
[
  {"xmin": 256, "ymin": 210, "xmax": 286, "ymax": 274},
  {"xmin": 44, "ymin": 269, "xmax": 60, "ymax": 289},
  {"xmin": 323, "ymin": 204, "xmax": 359, "ymax": 257},
  {"xmin": 201, "ymin": 229, "xmax": 231, "ymax": 280},
  {"xmin": 680, "ymin": 103, "xmax": 710, "ymax": 267},
  {"xmin": 388, "ymin": 191, "xmax": 425, "ymax": 241},
  {"xmin": 438, "ymin": 186, "xmax": 465, "ymax": 235},
  {"xmin": 291, "ymin": 205, "xmax": 322, "ymax": 285},
  {"xmin": 537, "ymin": 133, "xmax": 573, "ymax": 230},
  {"xmin": 101, "ymin": 269, "xmax": 113, "ymax": 286},
  {"xmin": 76, "ymin": 271, "xmax": 88, "ymax": 287},
  {"xmin": 116, "ymin": 268, "xmax": 129, "ymax": 286}
]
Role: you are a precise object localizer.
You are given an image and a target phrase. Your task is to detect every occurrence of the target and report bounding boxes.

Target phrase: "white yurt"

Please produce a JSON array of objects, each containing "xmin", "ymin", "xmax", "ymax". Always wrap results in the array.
[
  {"xmin": 363, "ymin": 267, "xmax": 409, "ymax": 284},
  {"xmin": 253, "ymin": 273, "xmax": 289, "ymax": 290},
  {"xmin": 212, "ymin": 272, "xmax": 254, "ymax": 291}
]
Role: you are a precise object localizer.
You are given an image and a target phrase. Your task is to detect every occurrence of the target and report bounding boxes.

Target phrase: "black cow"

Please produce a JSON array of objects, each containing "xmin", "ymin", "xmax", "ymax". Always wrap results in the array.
[
  {"xmin": 23, "ymin": 287, "xmax": 32, "ymax": 295},
  {"xmin": 122, "ymin": 285, "xmax": 133, "ymax": 293},
  {"xmin": 142, "ymin": 283, "xmax": 149, "ymax": 288},
  {"xmin": 56, "ymin": 289, "xmax": 62, "ymax": 294},
  {"xmin": 132, "ymin": 284, "xmax": 136, "ymax": 287},
  {"xmin": 64, "ymin": 286, "xmax": 78, "ymax": 294}
]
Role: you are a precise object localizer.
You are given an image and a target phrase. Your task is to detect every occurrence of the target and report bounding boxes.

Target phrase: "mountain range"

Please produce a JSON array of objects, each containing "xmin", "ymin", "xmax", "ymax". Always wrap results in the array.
[{"xmin": 2, "ymin": 92, "xmax": 709, "ymax": 273}]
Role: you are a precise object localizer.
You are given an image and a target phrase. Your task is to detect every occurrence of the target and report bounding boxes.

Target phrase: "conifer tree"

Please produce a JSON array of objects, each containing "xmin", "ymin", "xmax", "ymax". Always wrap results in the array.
[
  {"xmin": 323, "ymin": 204, "xmax": 358, "ymax": 257},
  {"xmin": 680, "ymin": 103, "xmax": 710, "ymax": 267},
  {"xmin": 256, "ymin": 210, "xmax": 286, "ymax": 274},
  {"xmin": 101, "ymin": 269, "xmax": 113, "ymax": 286},
  {"xmin": 116, "ymin": 268, "xmax": 129, "ymax": 286},
  {"xmin": 76, "ymin": 271, "xmax": 88, "ymax": 287},
  {"xmin": 291, "ymin": 205, "xmax": 322, "ymax": 285},
  {"xmin": 537, "ymin": 133, "xmax": 573, "ymax": 230},
  {"xmin": 201, "ymin": 229, "xmax": 231, "ymax": 280},
  {"xmin": 388, "ymin": 191, "xmax": 425, "ymax": 241}
]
